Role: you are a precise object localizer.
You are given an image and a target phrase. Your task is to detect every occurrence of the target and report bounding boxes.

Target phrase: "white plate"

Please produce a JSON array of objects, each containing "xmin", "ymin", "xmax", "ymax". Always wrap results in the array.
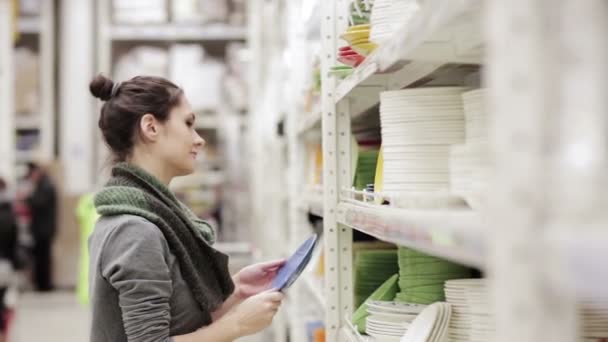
[
  {"xmin": 381, "ymin": 87, "xmax": 469, "ymax": 97},
  {"xmin": 367, "ymin": 325, "xmax": 407, "ymax": 336},
  {"xmin": 367, "ymin": 322, "xmax": 409, "ymax": 332},
  {"xmin": 367, "ymin": 330, "xmax": 403, "ymax": 341},
  {"xmin": 381, "ymin": 125, "xmax": 466, "ymax": 132},
  {"xmin": 429, "ymin": 303, "xmax": 451, "ymax": 342},
  {"xmin": 400, "ymin": 303, "xmax": 441, "ymax": 342},
  {"xmin": 367, "ymin": 301, "xmax": 427, "ymax": 314},
  {"xmin": 381, "ymin": 106, "xmax": 464, "ymax": 112},
  {"xmin": 367, "ymin": 311, "xmax": 419, "ymax": 322}
]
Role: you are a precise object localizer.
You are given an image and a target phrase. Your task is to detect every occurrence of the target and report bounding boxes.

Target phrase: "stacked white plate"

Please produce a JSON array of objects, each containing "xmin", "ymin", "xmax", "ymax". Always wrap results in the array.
[
  {"xmin": 400, "ymin": 302, "xmax": 452, "ymax": 342},
  {"xmin": 449, "ymin": 89, "xmax": 490, "ymax": 210},
  {"xmin": 366, "ymin": 301, "xmax": 427, "ymax": 342},
  {"xmin": 444, "ymin": 279, "xmax": 493, "ymax": 342},
  {"xmin": 380, "ymin": 87, "xmax": 467, "ymax": 196},
  {"xmin": 449, "ymin": 144, "xmax": 470, "ymax": 198},
  {"xmin": 462, "ymin": 89, "xmax": 487, "ymax": 144},
  {"xmin": 580, "ymin": 299, "xmax": 608, "ymax": 339},
  {"xmin": 370, "ymin": 0, "xmax": 420, "ymax": 44}
]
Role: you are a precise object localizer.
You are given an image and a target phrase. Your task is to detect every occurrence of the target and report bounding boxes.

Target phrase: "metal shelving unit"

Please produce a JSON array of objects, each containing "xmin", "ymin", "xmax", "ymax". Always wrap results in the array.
[
  {"xmin": 336, "ymin": 201, "xmax": 484, "ymax": 269},
  {"xmin": 314, "ymin": 1, "xmax": 608, "ymax": 342},
  {"xmin": 251, "ymin": 1, "xmax": 608, "ymax": 342},
  {"xmin": 316, "ymin": 0, "xmax": 486, "ymax": 338},
  {"xmin": 3, "ymin": 2, "xmax": 57, "ymax": 181},
  {"xmin": 0, "ymin": 0, "xmax": 15, "ymax": 183},
  {"xmin": 22, "ymin": 3, "xmax": 55, "ymax": 163},
  {"xmin": 108, "ymin": 23, "xmax": 246, "ymax": 41}
]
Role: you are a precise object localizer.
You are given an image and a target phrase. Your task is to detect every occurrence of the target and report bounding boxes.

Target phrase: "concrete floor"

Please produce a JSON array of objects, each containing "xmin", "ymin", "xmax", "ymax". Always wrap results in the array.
[
  {"xmin": 9, "ymin": 291, "xmax": 91, "ymax": 342},
  {"xmin": 7, "ymin": 291, "xmax": 275, "ymax": 342}
]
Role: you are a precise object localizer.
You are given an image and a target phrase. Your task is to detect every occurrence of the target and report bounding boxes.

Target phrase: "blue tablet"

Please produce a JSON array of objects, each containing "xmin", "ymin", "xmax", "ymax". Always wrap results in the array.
[{"xmin": 272, "ymin": 234, "xmax": 319, "ymax": 291}]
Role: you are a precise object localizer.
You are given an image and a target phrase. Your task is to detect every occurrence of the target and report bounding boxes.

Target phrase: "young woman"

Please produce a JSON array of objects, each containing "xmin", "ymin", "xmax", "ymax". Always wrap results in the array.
[{"xmin": 89, "ymin": 74, "xmax": 285, "ymax": 342}]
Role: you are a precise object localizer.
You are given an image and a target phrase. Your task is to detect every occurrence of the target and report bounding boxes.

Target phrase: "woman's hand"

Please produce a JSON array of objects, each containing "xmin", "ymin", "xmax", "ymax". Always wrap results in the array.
[
  {"xmin": 233, "ymin": 259, "xmax": 286, "ymax": 299},
  {"xmin": 222, "ymin": 290, "xmax": 285, "ymax": 337}
]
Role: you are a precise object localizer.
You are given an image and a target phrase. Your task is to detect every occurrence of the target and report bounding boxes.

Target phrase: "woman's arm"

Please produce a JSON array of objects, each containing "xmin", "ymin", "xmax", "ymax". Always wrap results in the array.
[
  {"xmin": 173, "ymin": 317, "xmax": 239, "ymax": 342},
  {"xmin": 210, "ymin": 288, "xmax": 244, "ymax": 321},
  {"xmin": 212, "ymin": 258, "xmax": 287, "ymax": 320},
  {"xmin": 100, "ymin": 218, "xmax": 177, "ymax": 342},
  {"xmin": 174, "ymin": 290, "xmax": 284, "ymax": 342}
]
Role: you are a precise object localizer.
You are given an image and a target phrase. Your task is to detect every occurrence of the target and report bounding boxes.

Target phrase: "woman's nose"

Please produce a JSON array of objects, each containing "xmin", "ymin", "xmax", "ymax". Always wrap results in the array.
[{"xmin": 194, "ymin": 132, "xmax": 205, "ymax": 147}]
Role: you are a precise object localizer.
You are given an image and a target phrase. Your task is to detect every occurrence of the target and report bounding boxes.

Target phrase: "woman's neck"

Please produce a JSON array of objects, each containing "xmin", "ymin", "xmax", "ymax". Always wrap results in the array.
[{"xmin": 127, "ymin": 154, "xmax": 173, "ymax": 186}]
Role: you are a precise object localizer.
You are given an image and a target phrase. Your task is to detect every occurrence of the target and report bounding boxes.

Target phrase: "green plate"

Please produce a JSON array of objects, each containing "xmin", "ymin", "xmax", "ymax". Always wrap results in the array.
[{"xmin": 352, "ymin": 274, "xmax": 399, "ymax": 334}]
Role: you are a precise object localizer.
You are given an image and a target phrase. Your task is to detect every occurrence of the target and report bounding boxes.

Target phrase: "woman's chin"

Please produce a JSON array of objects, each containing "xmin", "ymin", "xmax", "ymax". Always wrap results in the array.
[{"xmin": 175, "ymin": 161, "xmax": 197, "ymax": 177}]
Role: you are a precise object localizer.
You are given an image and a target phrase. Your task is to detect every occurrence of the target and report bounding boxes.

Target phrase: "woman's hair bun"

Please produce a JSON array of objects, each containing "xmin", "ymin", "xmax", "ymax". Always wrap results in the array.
[{"xmin": 89, "ymin": 74, "xmax": 115, "ymax": 101}]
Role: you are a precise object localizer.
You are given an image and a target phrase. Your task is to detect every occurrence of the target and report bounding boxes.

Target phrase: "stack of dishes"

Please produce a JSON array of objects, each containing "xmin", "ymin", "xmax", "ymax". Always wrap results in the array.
[
  {"xmin": 329, "ymin": 65, "xmax": 354, "ymax": 79},
  {"xmin": 400, "ymin": 302, "xmax": 452, "ymax": 342},
  {"xmin": 370, "ymin": 0, "xmax": 420, "ymax": 44},
  {"xmin": 449, "ymin": 89, "xmax": 489, "ymax": 210},
  {"xmin": 354, "ymin": 149, "xmax": 380, "ymax": 190},
  {"xmin": 380, "ymin": 87, "xmax": 467, "ymax": 196},
  {"xmin": 352, "ymin": 274, "xmax": 400, "ymax": 334},
  {"xmin": 365, "ymin": 301, "xmax": 426, "ymax": 341},
  {"xmin": 355, "ymin": 249, "xmax": 400, "ymax": 307},
  {"xmin": 338, "ymin": 46, "xmax": 366, "ymax": 67},
  {"xmin": 396, "ymin": 247, "xmax": 472, "ymax": 305},
  {"xmin": 340, "ymin": 24, "xmax": 377, "ymax": 56},
  {"xmin": 444, "ymin": 279, "xmax": 492, "ymax": 342},
  {"xmin": 580, "ymin": 300, "xmax": 608, "ymax": 340},
  {"xmin": 349, "ymin": 0, "xmax": 372, "ymax": 25},
  {"xmin": 462, "ymin": 89, "xmax": 487, "ymax": 144},
  {"xmin": 449, "ymin": 144, "xmax": 471, "ymax": 199}
]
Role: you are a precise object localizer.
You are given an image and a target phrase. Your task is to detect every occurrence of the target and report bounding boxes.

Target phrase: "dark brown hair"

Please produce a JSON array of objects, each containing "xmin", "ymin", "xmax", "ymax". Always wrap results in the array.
[{"xmin": 89, "ymin": 74, "xmax": 183, "ymax": 161}]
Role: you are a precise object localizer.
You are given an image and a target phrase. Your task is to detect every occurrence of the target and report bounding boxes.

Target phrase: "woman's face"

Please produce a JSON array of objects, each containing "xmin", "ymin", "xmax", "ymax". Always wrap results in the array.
[{"xmin": 156, "ymin": 96, "xmax": 205, "ymax": 176}]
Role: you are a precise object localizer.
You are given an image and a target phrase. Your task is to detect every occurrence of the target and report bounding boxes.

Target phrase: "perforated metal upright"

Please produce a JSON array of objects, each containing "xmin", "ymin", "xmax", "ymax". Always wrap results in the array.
[
  {"xmin": 39, "ymin": 0, "xmax": 56, "ymax": 161},
  {"xmin": 0, "ymin": 0, "xmax": 15, "ymax": 184},
  {"xmin": 320, "ymin": 0, "xmax": 354, "ymax": 340}
]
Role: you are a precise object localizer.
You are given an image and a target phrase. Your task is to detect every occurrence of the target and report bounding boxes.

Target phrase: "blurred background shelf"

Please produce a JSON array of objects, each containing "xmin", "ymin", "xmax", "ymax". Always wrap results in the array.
[
  {"xmin": 108, "ymin": 24, "xmax": 247, "ymax": 41},
  {"xmin": 18, "ymin": 17, "xmax": 40, "ymax": 34}
]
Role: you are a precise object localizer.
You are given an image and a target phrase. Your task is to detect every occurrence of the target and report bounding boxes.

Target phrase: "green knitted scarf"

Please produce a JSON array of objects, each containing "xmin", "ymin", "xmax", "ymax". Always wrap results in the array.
[{"xmin": 94, "ymin": 163, "xmax": 235, "ymax": 325}]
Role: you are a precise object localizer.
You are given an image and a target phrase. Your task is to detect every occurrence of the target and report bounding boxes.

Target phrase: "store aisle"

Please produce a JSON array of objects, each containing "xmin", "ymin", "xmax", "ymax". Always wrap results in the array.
[
  {"xmin": 10, "ymin": 291, "xmax": 91, "ymax": 342},
  {"xmin": 8, "ymin": 290, "xmax": 276, "ymax": 342}
]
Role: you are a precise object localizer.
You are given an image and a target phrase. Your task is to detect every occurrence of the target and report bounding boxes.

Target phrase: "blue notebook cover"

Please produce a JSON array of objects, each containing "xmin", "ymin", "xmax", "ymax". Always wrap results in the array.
[{"xmin": 272, "ymin": 234, "xmax": 319, "ymax": 290}]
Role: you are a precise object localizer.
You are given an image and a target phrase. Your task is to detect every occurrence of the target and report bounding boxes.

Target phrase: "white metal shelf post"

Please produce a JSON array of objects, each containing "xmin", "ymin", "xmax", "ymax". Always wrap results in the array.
[
  {"xmin": 60, "ymin": 0, "xmax": 96, "ymax": 194},
  {"xmin": 320, "ymin": 0, "xmax": 340, "ymax": 339},
  {"xmin": 95, "ymin": 0, "xmax": 113, "ymax": 181},
  {"xmin": 0, "ymin": 0, "xmax": 15, "ymax": 184},
  {"xmin": 336, "ymin": 97, "xmax": 354, "ymax": 328},
  {"xmin": 39, "ymin": 0, "xmax": 55, "ymax": 161},
  {"xmin": 321, "ymin": 0, "xmax": 353, "ymax": 340}
]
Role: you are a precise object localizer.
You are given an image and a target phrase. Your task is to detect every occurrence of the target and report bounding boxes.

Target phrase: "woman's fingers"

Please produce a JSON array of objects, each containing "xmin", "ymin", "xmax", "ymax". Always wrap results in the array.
[{"xmin": 259, "ymin": 259, "xmax": 287, "ymax": 270}]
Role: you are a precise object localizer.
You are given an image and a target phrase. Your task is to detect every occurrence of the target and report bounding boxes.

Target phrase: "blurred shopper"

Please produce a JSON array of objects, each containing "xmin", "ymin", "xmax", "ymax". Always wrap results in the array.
[
  {"xmin": 23, "ymin": 163, "xmax": 57, "ymax": 292},
  {"xmin": 0, "ymin": 178, "xmax": 17, "ymax": 342},
  {"xmin": 0, "ymin": 178, "xmax": 18, "ymax": 271},
  {"xmin": 89, "ymin": 74, "xmax": 285, "ymax": 342}
]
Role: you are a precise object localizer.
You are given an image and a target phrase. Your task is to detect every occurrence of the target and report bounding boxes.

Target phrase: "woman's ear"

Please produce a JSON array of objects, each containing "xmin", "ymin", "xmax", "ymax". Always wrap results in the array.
[{"xmin": 139, "ymin": 113, "xmax": 159, "ymax": 142}]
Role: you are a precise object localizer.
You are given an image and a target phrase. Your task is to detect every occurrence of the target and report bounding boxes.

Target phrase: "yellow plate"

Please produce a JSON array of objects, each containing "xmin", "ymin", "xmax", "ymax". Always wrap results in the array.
[
  {"xmin": 349, "ymin": 39, "xmax": 369, "ymax": 47},
  {"xmin": 340, "ymin": 30, "xmax": 370, "ymax": 43},
  {"xmin": 347, "ymin": 24, "xmax": 371, "ymax": 32},
  {"xmin": 352, "ymin": 42, "xmax": 377, "ymax": 56},
  {"xmin": 374, "ymin": 146, "xmax": 383, "ymax": 204}
]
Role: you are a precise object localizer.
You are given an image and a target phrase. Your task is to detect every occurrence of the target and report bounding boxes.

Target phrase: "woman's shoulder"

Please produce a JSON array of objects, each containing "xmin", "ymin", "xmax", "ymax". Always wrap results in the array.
[{"xmin": 91, "ymin": 214, "xmax": 169, "ymax": 253}]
